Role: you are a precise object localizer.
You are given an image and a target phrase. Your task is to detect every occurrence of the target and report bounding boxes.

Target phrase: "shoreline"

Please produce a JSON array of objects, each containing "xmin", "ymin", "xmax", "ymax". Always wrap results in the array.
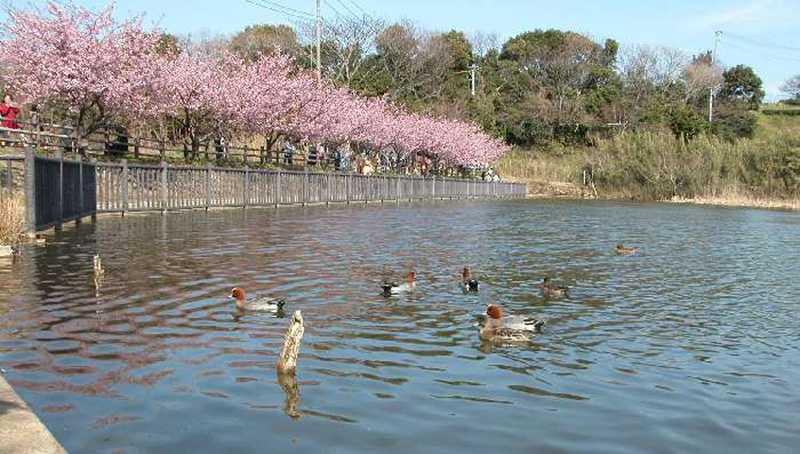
[
  {"xmin": 510, "ymin": 179, "xmax": 800, "ymax": 212},
  {"xmin": 0, "ymin": 375, "xmax": 67, "ymax": 454}
]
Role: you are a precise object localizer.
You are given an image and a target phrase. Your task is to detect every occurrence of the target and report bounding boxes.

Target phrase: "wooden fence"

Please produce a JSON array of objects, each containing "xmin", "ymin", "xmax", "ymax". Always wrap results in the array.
[{"xmin": 17, "ymin": 150, "xmax": 526, "ymax": 231}]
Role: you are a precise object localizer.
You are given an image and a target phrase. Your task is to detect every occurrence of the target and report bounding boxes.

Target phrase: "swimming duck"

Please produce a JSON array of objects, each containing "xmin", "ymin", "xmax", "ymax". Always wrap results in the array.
[
  {"xmin": 230, "ymin": 287, "xmax": 286, "ymax": 312},
  {"xmin": 479, "ymin": 304, "xmax": 545, "ymax": 343},
  {"xmin": 615, "ymin": 243, "xmax": 639, "ymax": 255},
  {"xmin": 34, "ymin": 234, "xmax": 46, "ymax": 246},
  {"xmin": 462, "ymin": 267, "xmax": 479, "ymax": 292},
  {"xmin": 381, "ymin": 272, "xmax": 416, "ymax": 296},
  {"xmin": 537, "ymin": 277, "xmax": 569, "ymax": 298}
]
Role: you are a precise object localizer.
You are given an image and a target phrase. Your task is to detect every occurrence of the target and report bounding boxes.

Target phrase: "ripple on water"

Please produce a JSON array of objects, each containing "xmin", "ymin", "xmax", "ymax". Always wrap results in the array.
[{"xmin": 1, "ymin": 200, "xmax": 799, "ymax": 453}]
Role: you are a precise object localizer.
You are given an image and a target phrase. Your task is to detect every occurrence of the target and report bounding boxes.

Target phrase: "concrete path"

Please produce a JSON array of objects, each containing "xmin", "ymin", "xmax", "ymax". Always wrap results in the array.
[{"xmin": 0, "ymin": 375, "xmax": 66, "ymax": 454}]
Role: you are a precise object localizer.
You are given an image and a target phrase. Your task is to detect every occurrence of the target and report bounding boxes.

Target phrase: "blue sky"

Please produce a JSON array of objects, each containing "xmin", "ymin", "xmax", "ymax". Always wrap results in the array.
[{"xmin": 10, "ymin": 0, "xmax": 800, "ymax": 99}]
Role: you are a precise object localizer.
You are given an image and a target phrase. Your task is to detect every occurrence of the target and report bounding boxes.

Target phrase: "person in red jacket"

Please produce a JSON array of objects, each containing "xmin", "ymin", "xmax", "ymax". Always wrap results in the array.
[{"xmin": 0, "ymin": 93, "xmax": 21, "ymax": 129}]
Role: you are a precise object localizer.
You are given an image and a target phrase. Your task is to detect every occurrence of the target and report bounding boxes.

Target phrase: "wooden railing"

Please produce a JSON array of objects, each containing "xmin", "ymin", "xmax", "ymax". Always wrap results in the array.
[
  {"xmin": 94, "ymin": 161, "xmax": 525, "ymax": 213},
  {"xmin": 15, "ymin": 150, "xmax": 526, "ymax": 231}
]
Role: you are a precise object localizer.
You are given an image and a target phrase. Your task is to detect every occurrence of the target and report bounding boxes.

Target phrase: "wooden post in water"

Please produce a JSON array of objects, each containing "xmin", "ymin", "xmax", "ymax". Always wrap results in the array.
[
  {"xmin": 121, "ymin": 159, "xmax": 129, "ymax": 216},
  {"xmin": 160, "ymin": 160, "xmax": 168, "ymax": 213},
  {"xmin": 277, "ymin": 310, "xmax": 304, "ymax": 375},
  {"xmin": 23, "ymin": 148, "xmax": 36, "ymax": 233}
]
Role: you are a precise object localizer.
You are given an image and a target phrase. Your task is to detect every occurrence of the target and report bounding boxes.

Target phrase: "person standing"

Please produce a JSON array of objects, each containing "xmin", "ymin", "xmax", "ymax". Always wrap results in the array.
[{"xmin": 0, "ymin": 93, "xmax": 21, "ymax": 130}]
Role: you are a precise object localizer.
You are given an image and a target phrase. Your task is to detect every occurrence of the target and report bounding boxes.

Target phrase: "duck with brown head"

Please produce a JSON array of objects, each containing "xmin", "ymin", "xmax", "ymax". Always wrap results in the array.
[
  {"xmin": 480, "ymin": 304, "xmax": 545, "ymax": 343},
  {"xmin": 230, "ymin": 287, "xmax": 286, "ymax": 312},
  {"xmin": 381, "ymin": 271, "xmax": 416, "ymax": 296}
]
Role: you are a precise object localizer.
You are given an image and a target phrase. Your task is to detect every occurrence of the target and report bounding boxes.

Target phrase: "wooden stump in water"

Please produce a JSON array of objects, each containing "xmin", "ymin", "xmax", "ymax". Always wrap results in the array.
[{"xmin": 277, "ymin": 310, "xmax": 304, "ymax": 374}]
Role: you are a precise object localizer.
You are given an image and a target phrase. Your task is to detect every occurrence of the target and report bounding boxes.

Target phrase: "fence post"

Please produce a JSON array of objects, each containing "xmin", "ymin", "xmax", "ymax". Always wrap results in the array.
[
  {"xmin": 346, "ymin": 173, "xmax": 351, "ymax": 204},
  {"xmin": 5, "ymin": 160, "xmax": 12, "ymax": 190},
  {"xmin": 243, "ymin": 167, "xmax": 250, "ymax": 208},
  {"xmin": 76, "ymin": 155, "xmax": 83, "ymax": 224},
  {"xmin": 275, "ymin": 170, "xmax": 281, "ymax": 208},
  {"xmin": 205, "ymin": 163, "xmax": 212, "ymax": 210},
  {"xmin": 55, "ymin": 151, "xmax": 64, "ymax": 231},
  {"xmin": 326, "ymin": 173, "xmax": 331, "ymax": 205},
  {"xmin": 121, "ymin": 159, "xmax": 128, "ymax": 216},
  {"xmin": 24, "ymin": 148, "xmax": 36, "ymax": 233},
  {"xmin": 396, "ymin": 176, "xmax": 401, "ymax": 203},
  {"xmin": 160, "ymin": 160, "xmax": 168, "ymax": 213},
  {"xmin": 302, "ymin": 169, "xmax": 308, "ymax": 206},
  {"xmin": 90, "ymin": 158, "xmax": 98, "ymax": 222}
]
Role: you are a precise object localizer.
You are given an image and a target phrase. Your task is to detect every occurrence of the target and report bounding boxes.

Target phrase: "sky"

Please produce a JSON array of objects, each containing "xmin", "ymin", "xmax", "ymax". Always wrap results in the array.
[{"xmin": 7, "ymin": 0, "xmax": 800, "ymax": 100}]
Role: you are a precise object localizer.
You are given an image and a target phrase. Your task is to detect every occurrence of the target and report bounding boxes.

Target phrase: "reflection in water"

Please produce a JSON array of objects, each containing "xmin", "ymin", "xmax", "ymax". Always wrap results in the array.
[
  {"xmin": 0, "ymin": 201, "xmax": 798, "ymax": 453},
  {"xmin": 277, "ymin": 371, "xmax": 301, "ymax": 420}
]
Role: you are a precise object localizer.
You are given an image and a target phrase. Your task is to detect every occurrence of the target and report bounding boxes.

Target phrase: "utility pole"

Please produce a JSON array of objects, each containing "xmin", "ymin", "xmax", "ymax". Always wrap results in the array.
[
  {"xmin": 709, "ymin": 30, "xmax": 722, "ymax": 123},
  {"xmin": 469, "ymin": 64, "xmax": 478, "ymax": 97},
  {"xmin": 316, "ymin": 0, "xmax": 322, "ymax": 83}
]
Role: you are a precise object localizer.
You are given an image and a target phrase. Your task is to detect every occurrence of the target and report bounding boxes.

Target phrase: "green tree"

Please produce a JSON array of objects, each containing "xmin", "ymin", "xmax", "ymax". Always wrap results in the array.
[
  {"xmin": 230, "ymin": 24, "xmax": 301, "ymax": 61},
  {"xmin": 154, "ymin": 33, "xmax": 181, "ymax": 56},
  {"xmin": 719, "ymin": 65, "xmax": 764, "ymax": 110}
]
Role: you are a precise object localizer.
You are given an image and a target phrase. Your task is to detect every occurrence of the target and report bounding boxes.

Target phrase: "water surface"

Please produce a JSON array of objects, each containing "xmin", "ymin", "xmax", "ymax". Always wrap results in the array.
[{"xmin": 1, "ymin": 200, "xmax": 799, "ymax": 453}]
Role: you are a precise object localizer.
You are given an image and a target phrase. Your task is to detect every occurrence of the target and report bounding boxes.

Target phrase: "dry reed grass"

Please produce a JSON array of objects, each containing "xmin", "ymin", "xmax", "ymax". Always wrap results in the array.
[{"xmin": 0, "ymin": 192, "xmax": 26, "ymax": 245}]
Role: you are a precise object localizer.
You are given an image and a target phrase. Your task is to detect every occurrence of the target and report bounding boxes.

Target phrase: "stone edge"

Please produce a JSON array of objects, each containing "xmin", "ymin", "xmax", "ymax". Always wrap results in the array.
[{"xmin": 0, "ymin": 375, "xmax": 67, "ymax": 454}]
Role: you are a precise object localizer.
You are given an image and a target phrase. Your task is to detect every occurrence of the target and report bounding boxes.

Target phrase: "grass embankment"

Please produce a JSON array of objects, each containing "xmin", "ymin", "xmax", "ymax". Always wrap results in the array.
[
  {"xmin": 0, "ymin": 192, "xmax": 26, "ymax": 245},
  {"xmin": 498, "ymin": 109, "xmax": 800, "ymax": 210}
]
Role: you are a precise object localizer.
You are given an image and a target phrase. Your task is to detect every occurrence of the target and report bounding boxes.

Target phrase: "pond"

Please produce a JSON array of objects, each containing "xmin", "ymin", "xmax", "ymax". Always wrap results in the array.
[{"xmin": 1, "ymin": 200, "xmax": 799, "ymax": 453}]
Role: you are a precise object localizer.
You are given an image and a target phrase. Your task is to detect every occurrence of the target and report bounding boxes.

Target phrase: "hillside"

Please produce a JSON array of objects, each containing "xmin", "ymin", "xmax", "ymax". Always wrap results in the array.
[{"xmin": 497, "ymin": 107, "xmax": 800, "ymax": 209}]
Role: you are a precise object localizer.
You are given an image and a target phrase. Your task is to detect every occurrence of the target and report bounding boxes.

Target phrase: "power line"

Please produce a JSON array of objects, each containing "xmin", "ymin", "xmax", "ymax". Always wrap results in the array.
[
  {"xmin": 723, "ymin": 32, "xmax": 800, "ymax": 53},
  {"xmin": 344, "ymin": 0, "xmax": 370, "ymax": 17},
  {"xmin": 323, "ymin": 0, "xmax": 347, "ymax": 20},
  {"xmin": 332, "ymin": 0, "xmax": 361, "ymax": 20},
  {"xmin": 244, "ymin": 0, "xmax": 316, "ymax": 23},
  {"xmin": 720, "ymin": 38, "xmax": 800, "ymax": 64}
]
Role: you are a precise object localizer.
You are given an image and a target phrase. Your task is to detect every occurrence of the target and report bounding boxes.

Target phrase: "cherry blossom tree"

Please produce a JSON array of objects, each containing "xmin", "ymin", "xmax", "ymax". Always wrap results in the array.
[
  {"xmin": 0, "ymin": 1, "xmax": 510, "ymax": 169},
  {"xmin": 0, "ymin": 2, "xmax": 160, "ymax": 147}
]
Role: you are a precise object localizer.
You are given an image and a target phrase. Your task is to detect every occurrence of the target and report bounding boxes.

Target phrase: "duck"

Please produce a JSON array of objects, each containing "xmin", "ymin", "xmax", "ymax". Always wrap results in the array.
[
  {"xmin": 479, "ymin": 304, "xmax": 545, "ymax": 343},
  {"xmin": 537, "ymin": 277, "xmax": 569, "ymax": 298},
  {"xmin": 615, "ymin": 243, "xmax": 639, "ymax": 255},
  {"xmin": 230, "ymin": 287, "xmax": 286, "ymax": 312},
  {"xmin": 34, "ymin": 234, "xmax": 46, "ymax": 246},
  {"xmin": 381, "ymin": 271, "xmax": 416, "ymax": 296},
  {"xmin": 462, "ymin": 266, "xmax": 479, "ymax": 292}
]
